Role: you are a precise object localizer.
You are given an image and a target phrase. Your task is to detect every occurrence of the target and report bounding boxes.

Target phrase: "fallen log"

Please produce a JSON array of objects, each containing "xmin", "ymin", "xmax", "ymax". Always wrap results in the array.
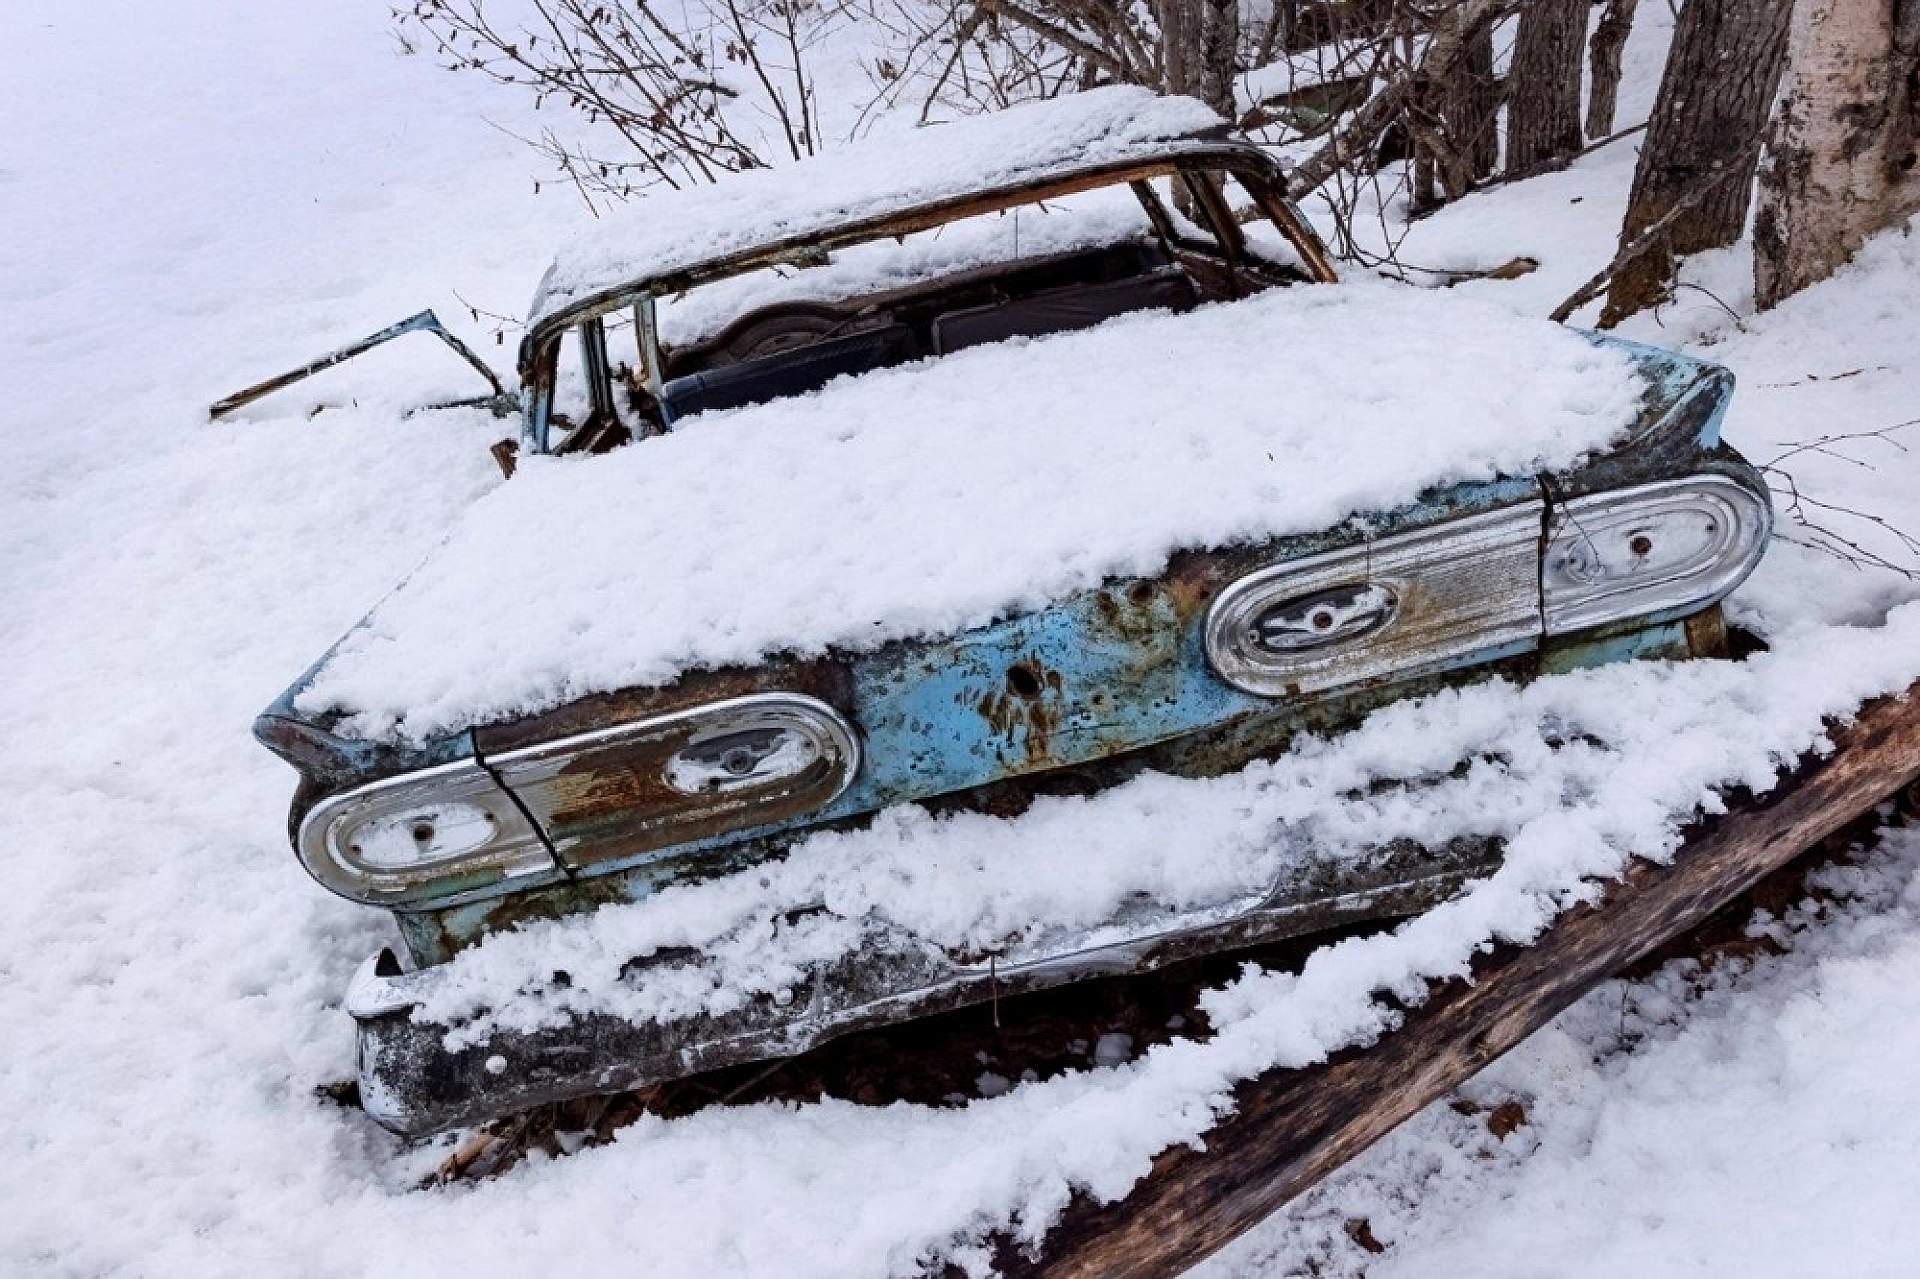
[{"xmin": 985, "ymin": 679, "xmax": 1920, "ymax": 1278}]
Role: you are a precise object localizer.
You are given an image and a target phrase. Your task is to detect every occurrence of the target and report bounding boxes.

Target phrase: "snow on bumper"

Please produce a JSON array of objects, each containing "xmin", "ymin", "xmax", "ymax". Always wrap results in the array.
[{"xmin": 347, "ymin": 860, "xmax": 1480, "ymax": 1135}]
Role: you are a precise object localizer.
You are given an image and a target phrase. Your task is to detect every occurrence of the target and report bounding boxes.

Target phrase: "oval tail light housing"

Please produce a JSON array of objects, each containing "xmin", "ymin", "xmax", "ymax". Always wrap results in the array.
[
  {"xmin": 297, "ymin": 762, "xmax": 556, "ymax": 906},
  {"xmin": 1205, "ymin": 500, "xmax": 1547, "ymax": 698},
  {"xmin": 1542, "ymin": 472, "xmax": 1771, "ymax": 635},
  {"xmin": 1205, "ymin": 470, "xmax": 1770, "ymax": 701},
  {"xmin": 488, "ymin": 693, "xmax": 861, "ymax": 871}
]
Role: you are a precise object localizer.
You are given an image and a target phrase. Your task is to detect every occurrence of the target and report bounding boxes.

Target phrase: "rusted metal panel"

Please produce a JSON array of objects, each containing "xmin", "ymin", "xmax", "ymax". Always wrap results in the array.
[
  {"xmin": 437, "ymin": 477, "xmax": 1542, "ymax": 937},
  {"xmin": 488, "ymin": 694, "xmax": 860, "ymax": 872},
  {"xmin": 393, "ymin": 614, "xmax": 1699, "ymax": 974}
]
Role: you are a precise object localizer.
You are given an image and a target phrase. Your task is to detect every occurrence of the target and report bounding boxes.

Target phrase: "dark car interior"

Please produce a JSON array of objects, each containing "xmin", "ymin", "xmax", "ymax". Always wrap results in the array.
[
  {"xmin": 539, "ymin": 166, "xmax": 1323, "ymax": 454},
  {"xmin": 654, "ymin": 241, "xmax": 1204, "ymax": 424}
]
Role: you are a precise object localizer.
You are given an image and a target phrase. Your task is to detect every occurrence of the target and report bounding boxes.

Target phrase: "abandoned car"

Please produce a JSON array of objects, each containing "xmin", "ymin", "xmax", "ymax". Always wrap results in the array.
[{"xmin": 249, "ymin": 87, "xmax": 1772, "ymax": 1135}]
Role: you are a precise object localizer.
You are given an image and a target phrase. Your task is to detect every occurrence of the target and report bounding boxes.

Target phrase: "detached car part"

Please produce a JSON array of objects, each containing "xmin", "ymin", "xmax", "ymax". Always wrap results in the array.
[{"xmin": 210, "ymin": 309, "xmax": 517, "ymax": 420}]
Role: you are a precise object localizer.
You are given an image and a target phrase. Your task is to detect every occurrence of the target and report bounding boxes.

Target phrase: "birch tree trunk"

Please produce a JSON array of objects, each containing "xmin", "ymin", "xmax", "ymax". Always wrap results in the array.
[
  {"xmin": 1586, "ymin": 0, "xmax": 1641, "ymax": 137},
  {"xmin": 1599, "ymin": 0, "xmax": 1795, "ymax": 326},
  {"xmin": 1753, "ymin": 0, "xmax": 1920, "ymax": 308},
  {"xmin": 1507, "ymin": 0, "xmax": 1588, "ymax": 172}
]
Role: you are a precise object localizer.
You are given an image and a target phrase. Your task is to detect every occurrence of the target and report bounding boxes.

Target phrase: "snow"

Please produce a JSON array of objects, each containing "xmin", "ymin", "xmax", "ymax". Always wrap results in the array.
[
  {"xmin": 652, "ymin": 183, "xmax": 1158, "ymax": 347},
  {"xmin": 1203, "ymin": 817, "xmax": 1920, "ymax": 1279},
  {"xmin": 528, "ymin": 85, "xmax": 1226, "ymax": 324},
  {"xmin": 382, "ymin": 606, "xmax": 1920, "ymax": 1278},
  {"xmin": 299, "ymin": 281, "xmax": 1642, "ymax": 742},
  {"xmin": 10, "ymin": 0, "xmax": 1920, "ymax": 1276},
  {"xmin": 410, "ymin": 607, "xmax": 1905, "ymax": 1042}
]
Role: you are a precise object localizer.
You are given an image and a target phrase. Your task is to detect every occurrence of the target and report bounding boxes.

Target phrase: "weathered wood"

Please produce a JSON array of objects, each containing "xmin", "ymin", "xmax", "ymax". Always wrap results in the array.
[{"xmin": 988, "ymin": 680, "xmax": 1920, "ymax": 1279}]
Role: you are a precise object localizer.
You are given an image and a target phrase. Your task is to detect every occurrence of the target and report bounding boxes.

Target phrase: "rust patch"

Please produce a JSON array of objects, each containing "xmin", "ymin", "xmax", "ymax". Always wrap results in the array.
[
  {"xmin": 975, "ymin": 660, "xmax": 1064, "ymax": 765},
  {"xmin": 1685, "ymin": 603, "xmax": 1729, "ymax": 658},
  {"xmin": 474, "ymin": 657, "xmax": 854, "ymax": 755},
  {"xmin": 538, "ymin": 759, "xmax": 685, "ymax": 831}
]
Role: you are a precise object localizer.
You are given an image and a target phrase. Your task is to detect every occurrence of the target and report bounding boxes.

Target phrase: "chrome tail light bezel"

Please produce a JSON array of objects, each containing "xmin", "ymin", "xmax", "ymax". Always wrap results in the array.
[
  {"xmin": 1206, "ymin": 470, "xmax": 1771, "ymax": 700},
  {"xmin": 486, "ymin": 692, "xmax": 862, "ymax": 871},
  {"xmin": 297, "ymin": 694, "xmax": 861, "ymax": 906},
  {"xmin": 1542, "ymin": 472, "xmax": 1772, "ymax": 636},
  {"xmin": 1204, "ymin": 500, "xmax": 1548, "ymax": 698},
  {"xmin": 296, "ymin": 760, "xmax": 555, "ymax": 907}
]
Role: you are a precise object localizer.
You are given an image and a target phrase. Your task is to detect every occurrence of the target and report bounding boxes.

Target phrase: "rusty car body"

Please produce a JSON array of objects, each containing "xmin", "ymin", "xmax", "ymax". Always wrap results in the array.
[{"xmin": 248, "ymin": 91, "xmax": 1772, "ymax": 1135}]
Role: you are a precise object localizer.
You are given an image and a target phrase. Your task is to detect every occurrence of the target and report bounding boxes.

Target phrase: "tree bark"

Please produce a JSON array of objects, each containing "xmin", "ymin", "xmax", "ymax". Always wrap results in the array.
[
  {"xmin": 1286, "ymin": 0, "xmax": 1518, "ymax": 197},
  {"xmin": 1506, "ymin": 0, "xmax": 1588, "ymax": 172},
  {"xmin": 1600, "ymin": 0, "xmax": 1795, "ymax": 326},
  {"xmin": 1753, "ymin": 0, "xmax": 1920, "ymax": 308},
  {"xmin": 1158, "ymin": 0, "xmax": 1200, "ymax": 97},
  {"xmin": 1413, "ymin": 134, "xmax": 1441, "ymax": 208},
  {"xmin": 1446, "ymin": 27, "xmax": 1502, "ymax": 185},
  {"xmin": 1586, "ymin": 0, "xmax": 1641, "ymax": 138},
  {"xmin": 1195, "ymin": 0, "xmax": 1242, "ymax": 116}
]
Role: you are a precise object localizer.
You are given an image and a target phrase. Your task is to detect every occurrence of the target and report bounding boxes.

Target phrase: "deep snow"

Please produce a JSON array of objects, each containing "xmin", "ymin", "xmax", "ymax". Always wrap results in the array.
[{"xmin": 7, "ymin": 1, "xmax": 1920, "ymax": 1277}]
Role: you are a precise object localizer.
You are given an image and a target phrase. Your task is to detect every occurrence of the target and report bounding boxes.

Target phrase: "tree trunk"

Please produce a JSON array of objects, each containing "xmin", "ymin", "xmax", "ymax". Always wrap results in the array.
[
  {"xmin": 1446, "ymin": 27, "xmax": 1501, "ymax": 184},
  {"xmin": 1506, "ymin": 0, "xmax": 1588, "ymax": 172},
  {"xmin": 1413, "ymin": 135, "xmax": 1441, "ymax": 209},
  {"xmin": 1286, "ymin": 0, "xmax": 1517, "ymax": 198},
  {"xmin": 1586, "ymin": 0, "xmax": 1641, "ymax": 138},
  {"xmin": 1753, "ymin": 0, "xmax": 1920, "ymax": 308},
  {"xmin": 1409, "ymin": 27, "xmax": 1495, "ymax": 209},
  {"xmin": 1159, "ymin": 0, "xmax": 1200, "ymax": 98},
  {"xmin": 1599, "ymin": 0, "xmax": 1795, "ymax": 326},
  {"xmin": 1195, "ymin": 0, "xmax": 1242, "ymax": 116}
]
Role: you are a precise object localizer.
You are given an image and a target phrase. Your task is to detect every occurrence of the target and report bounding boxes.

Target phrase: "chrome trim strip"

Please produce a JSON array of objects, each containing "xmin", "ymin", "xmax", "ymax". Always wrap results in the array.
[{"xmin": 296, "ymin": 759, "xmax": 554, "ymax": 907}]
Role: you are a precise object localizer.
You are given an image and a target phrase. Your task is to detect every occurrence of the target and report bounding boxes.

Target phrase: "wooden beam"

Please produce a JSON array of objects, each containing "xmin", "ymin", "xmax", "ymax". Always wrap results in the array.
[{"xmin": 986, "ymin": 680, "xmax": 1920, "ymax": 1279}]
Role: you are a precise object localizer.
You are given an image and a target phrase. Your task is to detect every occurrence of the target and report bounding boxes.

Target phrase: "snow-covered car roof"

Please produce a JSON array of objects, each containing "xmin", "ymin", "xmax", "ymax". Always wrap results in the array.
[
  {"xmin": 299, "ymin": 280, "xmax": 1649, "ymax": 744},
  {"xmin": 525, "ymin": 86, "xmax": 1231, "ymax": 331}
]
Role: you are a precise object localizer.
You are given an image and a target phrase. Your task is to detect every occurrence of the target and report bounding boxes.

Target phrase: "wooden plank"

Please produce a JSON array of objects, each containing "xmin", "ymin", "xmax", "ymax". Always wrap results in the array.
[{"xmin": 986, "ymin": 681, "xmax": 1920, "ymax": 1279}]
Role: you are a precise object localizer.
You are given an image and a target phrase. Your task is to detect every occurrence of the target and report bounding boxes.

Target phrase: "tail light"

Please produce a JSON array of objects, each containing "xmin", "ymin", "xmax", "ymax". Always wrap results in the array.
[
  {"xmin": 298, "ymin": 694, "xmax": 859, "ymax": 905},
  {"xmin": 1542, "ymin": 473, "xmax": 1770, "ymax": 634},
  {"xmin": 1205, "ymin": 500, "xmax": 1547, "ymax": 697},
  {"xmin": 1207, "ymin": 472, "xmax": 1769, "ymax": 697},
  {"xmin": 297, "ymin": 762, "xmax": 554, "ymax": 905},
  {"xmin": 487, "ymin": 693, "xmax": 861, "ymax": 871}
]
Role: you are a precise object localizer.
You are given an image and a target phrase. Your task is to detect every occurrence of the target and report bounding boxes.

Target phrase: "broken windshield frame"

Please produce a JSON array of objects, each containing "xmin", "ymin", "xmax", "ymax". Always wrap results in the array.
[{"xmin": 518, "ymin": 142, "xmax": 1336, "ymax": 455}]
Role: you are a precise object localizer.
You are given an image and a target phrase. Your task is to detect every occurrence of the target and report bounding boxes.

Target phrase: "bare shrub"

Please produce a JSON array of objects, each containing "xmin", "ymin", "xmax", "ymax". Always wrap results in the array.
[{"xmin": 397, "ymin": 0, "xmax": 849, "ymax": 205}]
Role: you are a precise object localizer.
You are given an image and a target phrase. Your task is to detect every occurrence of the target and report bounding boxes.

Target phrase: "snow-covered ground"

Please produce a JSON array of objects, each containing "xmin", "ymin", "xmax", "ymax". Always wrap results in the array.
[{"xmin": 6, "ymin": 2, "xmax": 1920, "ymax": 1276}]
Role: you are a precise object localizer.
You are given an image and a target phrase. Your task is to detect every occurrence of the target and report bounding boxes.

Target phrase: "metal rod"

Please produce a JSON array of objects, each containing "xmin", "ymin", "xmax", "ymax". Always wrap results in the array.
[{"xmin": 210, "ymin": 309, "xmax": 509, "ymax": 419}]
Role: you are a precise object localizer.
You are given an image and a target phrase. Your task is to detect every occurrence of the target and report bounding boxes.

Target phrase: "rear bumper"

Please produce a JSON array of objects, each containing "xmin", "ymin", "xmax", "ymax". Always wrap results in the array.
[{"xmin": 348, "ymin": 858, "xmax": 1483, "ymax": 1135}]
